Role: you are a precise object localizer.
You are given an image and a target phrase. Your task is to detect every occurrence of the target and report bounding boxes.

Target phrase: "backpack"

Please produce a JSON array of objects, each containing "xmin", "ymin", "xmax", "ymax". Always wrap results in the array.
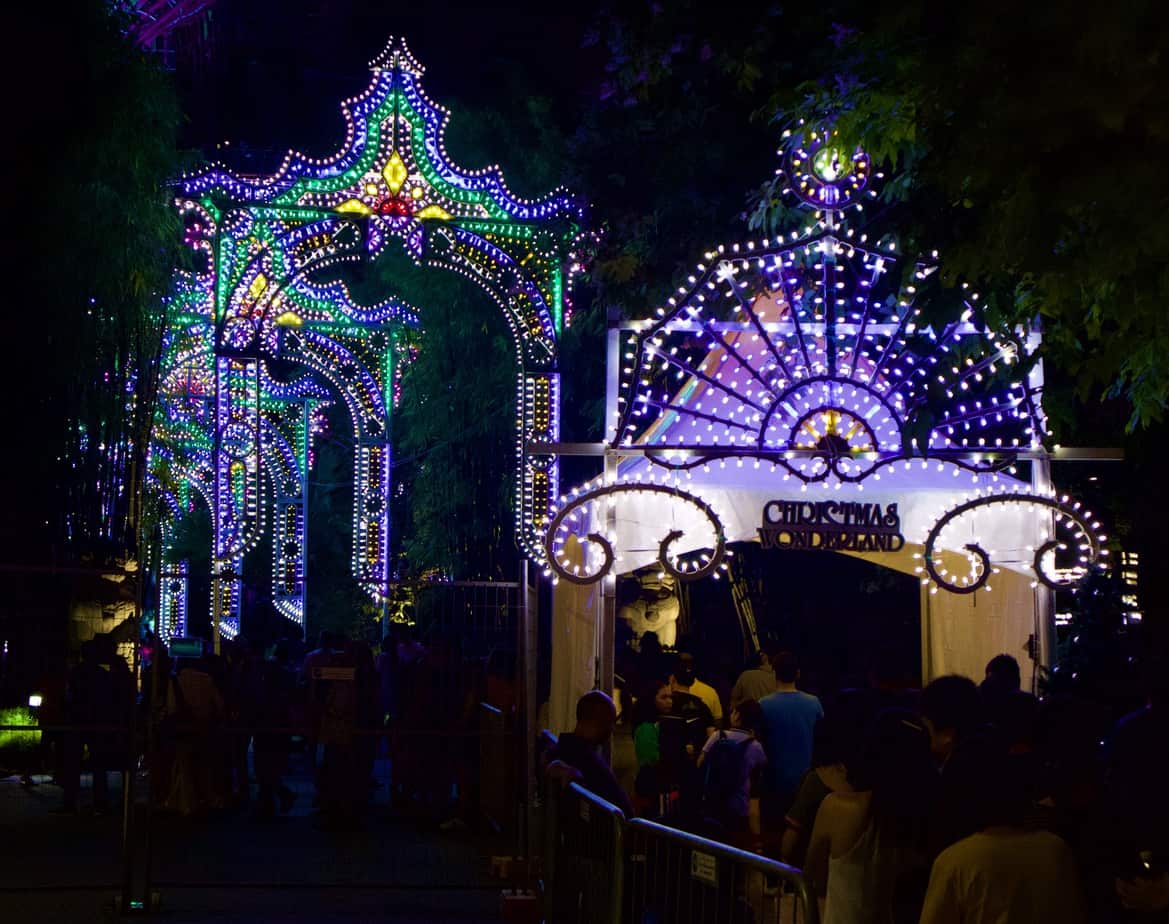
[{"xmin": 700, "ymin": 730, "xmax": 752, "ymax": 817}]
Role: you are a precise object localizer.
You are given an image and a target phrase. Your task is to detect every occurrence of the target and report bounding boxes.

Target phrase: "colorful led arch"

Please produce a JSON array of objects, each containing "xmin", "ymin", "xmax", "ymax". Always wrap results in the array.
[{"xmin": 149, "ymin": 38, "xmax": 583, "ymax": 639}]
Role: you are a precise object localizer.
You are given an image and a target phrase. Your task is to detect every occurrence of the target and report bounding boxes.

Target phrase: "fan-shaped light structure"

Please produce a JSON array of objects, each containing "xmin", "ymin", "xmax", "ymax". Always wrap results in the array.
[
  {"xmin": 546, "ymin": 125, "xmax": 1102, "ymax": 595},
  {"xmin": 615, "ymin": 139, "xmax": 1045, "ymax": 481}
]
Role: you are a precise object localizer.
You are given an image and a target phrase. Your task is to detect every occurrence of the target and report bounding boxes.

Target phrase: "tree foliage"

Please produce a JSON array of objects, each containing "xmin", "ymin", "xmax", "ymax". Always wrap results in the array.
[
  {"xmin": 305, "ymin": 429, "xmax": 379, "ymax": 640},
  {"xmin": 755, "ymin": 0, "xmax": 1169, "ymax": 429},
  {"xmin": 8, "ymin": 0, "xmax": 188, "ymax": 566},
  {"xmin": 330, "ymin": 236, "xmax": 518, "ymax": 582},
  {"xmin": 574, "ymin": 1, "xmax": 1169, "ymax": 431}
]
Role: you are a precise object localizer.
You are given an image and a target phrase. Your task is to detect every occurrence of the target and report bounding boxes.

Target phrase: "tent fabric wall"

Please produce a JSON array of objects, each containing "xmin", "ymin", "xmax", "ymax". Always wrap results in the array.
[
  {"xmin": 548, "ymin": 536, "xmax": 602, "ymax": 735},
  {"xmin": 843, "ymin": 543, "xmax": 1036, "ymax": 687},
  {"xmin": 921, "ymin": 566, "xmax": 1037, "ymax": 690}
]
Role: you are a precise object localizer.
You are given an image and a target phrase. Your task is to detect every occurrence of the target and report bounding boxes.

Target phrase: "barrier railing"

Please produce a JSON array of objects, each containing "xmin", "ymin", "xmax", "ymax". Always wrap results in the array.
[
  {"xmin": 538, "ymin": 730, "xmax": 819, "ymax": 924},
  {"xmin": 624, "ymin": 818, "xmax": 818, "ymax": 924},
  {"xmin": 478, "ymin": 702, "xmax": 517, "ymax": 837},
  {"xmin": 544, "ymin": 781, "xmax": 625, "ymax": 924}
]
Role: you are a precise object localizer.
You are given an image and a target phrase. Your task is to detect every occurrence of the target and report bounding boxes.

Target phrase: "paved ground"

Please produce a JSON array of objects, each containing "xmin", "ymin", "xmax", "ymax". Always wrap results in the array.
[{"xmin": 0, "ymin": 752, "xmax": 512, "ymax": 922}]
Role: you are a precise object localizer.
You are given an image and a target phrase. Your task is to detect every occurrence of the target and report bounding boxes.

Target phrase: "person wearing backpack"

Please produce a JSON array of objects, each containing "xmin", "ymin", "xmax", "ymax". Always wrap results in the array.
[{"xmin": 696, "ymin": 698, "xmax": 768, "ymax": 846}]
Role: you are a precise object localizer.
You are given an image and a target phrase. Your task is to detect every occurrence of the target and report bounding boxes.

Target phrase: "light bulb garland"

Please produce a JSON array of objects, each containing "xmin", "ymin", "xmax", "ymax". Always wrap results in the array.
[
  {"xmin": 918, "ymin": 490, "xmax": 1107, "ymax": 594},
  {"xmin": 543, "ymin": 481, "xmax": 729, "ymax": 585},
  {"xmin": 150, "ymin": 38, "xmax": 586, "ymax": 638}
]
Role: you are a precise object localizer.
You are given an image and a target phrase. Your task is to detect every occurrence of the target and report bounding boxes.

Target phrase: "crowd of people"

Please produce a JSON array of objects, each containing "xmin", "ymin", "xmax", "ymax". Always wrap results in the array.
[
  {"xmin": 549, "ymin": 634, "xmax": 1169, "ymax": 923},
  {"xmin": 30, "ymin": 627, "xmax": 516, "ymax": 830}
]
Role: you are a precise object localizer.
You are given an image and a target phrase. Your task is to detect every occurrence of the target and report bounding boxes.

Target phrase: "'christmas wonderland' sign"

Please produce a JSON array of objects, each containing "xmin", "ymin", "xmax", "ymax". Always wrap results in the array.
[{"xmin": 758, "ymin": 500, "xmax": 905, "ymax": 552}]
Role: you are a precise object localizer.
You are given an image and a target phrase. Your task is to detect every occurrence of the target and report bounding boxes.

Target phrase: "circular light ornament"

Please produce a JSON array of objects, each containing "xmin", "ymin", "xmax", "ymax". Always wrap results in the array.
[
  {"xmin": 791, "ymin": 408, "xmax": 876, "ymax": 455},
  {"xmin": 789, "ymin": 129, "xmax": 870, "ymax": 210},
  {"xmin": 812, "ymin": 146, "xmax": 852, "ymax": 183}
]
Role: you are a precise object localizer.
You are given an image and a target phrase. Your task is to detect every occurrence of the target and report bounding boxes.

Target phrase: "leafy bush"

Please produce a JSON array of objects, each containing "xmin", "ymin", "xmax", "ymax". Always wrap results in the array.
[{"xmin": 0, "ymin": 707, "xmax": 40, "ymax": 752}]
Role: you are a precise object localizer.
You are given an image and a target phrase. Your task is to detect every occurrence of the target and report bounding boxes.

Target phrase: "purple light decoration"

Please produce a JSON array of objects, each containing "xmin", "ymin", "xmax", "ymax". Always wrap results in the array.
[{"xmin": 612, "ymin": 129, "xmax": 1047, "ymax": 484}]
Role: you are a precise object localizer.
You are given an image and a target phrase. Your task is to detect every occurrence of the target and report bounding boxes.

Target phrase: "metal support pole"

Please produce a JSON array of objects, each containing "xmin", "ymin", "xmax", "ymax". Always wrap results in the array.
[
  {"xmin": 520, "ymin": 559, "xmax": 539, "ymax": 858},
  {"xmin": 598, "ymin": 322, "xmax": 621, "ymax": 705},
  {"xmin": 598, "ymin": 323, "xmax": 622, "ymax": 759},
  {"xmin": 300, "ymin": 399, "xmax": 310, "ymax": 641},
  {"xmin": 599, "ymin": 455, "xmax": 618, "ymax": 704},
  {"xmin": 119, "ymin": 609, "xmax": 140, "ymax": 913},
  {"xmin": 212, "ymin": 358, "xmax": 223, "ymax": 656},
  {"xmin": 211, "ymin": 570, "xmax": 222, "ymax": 655},
  {"xmin": 1031, "ymin": 455, "xmax": 1057, "ymax": 680}
]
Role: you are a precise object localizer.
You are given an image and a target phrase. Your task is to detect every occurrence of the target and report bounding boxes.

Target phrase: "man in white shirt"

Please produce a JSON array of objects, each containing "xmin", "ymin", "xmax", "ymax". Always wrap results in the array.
[{"xmin": 919, "ymin": 741, "xmax": 1086, "ymax": 924}]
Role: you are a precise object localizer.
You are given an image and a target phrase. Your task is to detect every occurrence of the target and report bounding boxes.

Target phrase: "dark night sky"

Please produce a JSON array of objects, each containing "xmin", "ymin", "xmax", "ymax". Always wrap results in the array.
[{"xmin": 177, "ymin": 0, "xmax": 602, "ymax": 170}]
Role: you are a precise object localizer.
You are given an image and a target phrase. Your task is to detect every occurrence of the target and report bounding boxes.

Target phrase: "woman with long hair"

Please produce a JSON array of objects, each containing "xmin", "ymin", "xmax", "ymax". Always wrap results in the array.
[
  {"xmin": 805, "ymin": 709, "xmax": 937, "ymax": 924},
  {"xmin": 631, "ymin": 677, "xmax": 674, "ymax": 815}
]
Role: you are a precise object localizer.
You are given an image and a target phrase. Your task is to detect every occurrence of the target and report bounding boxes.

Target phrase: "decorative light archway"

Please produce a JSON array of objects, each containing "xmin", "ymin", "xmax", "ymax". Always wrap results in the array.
[
  {"xmin": 150, "ymin": 38, "xmax": 585, "ymax": 640},
  {"xmin": 545, "ymin": 124, "xmax": 1105, "ymax": 596}
]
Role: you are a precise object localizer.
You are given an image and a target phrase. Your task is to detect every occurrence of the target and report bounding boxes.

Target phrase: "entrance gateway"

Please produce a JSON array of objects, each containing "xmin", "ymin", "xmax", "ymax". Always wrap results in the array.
[
  {"xmin": 142, "ymin": 44, "xmax": 1110, "ymax": 728},
  {"xmin": 541, "ymin": 125, "xmax": 1108, "ymax": 729},
  {"xmin": 148, "ymin": 38, "xmax": 585, "ymax": 643}
]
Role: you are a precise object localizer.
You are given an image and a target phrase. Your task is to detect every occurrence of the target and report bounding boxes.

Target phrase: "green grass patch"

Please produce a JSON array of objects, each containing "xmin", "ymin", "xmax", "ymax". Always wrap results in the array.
[{"xmin": 0, "ymin": 707, "xmax": 40, "ymax": 751}]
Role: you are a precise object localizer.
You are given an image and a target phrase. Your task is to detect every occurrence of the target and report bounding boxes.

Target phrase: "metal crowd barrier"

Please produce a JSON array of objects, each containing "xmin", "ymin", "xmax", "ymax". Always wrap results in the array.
[
  {"xmin": 544, "ymin": 781, "xmax": 626, "ymax": 923},
  {"xmin": 478, "ymin": 702, "xmax": 517, "ymax": 836},
  {"xmin": 624, "ymin": 818, "xmax": 818, "ymax": 924},
  {"xmin": 539, "ymin": 731, "xmax": 819, "ymax": 924}
]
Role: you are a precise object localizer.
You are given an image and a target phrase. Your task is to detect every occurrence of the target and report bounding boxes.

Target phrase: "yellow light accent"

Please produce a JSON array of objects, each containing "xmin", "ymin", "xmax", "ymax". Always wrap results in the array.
[
  {"xmin": 414, "ymin": 204, "xmax": 451, "ymax": 220},
  {"xmin": 274, "ymin": 311, "xmax": 303, "ymax": 328},
  {"xmin": 364, "ymin": 183, "xmax": 379, "ymax": 196},
  {"xmin": 410, "ymin": 185, "xmax": 424, "ymax": 200},
  {"xmin": 248, "ymin": 274, "xmax": 268, "ymax": 300},
  {"xmin": 336, "ymin": 198, "xmax": 371, "ymax": 216},
  {"xmin": 383, "ymin": 151, "xmax": 408, "ymax": 194}
]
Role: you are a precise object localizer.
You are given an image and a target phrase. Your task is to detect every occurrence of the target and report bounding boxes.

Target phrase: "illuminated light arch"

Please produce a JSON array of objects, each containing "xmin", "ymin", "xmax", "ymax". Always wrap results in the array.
[{"xmin": 152, "ymin": 38, "xmax": 583, "ymax": 639}]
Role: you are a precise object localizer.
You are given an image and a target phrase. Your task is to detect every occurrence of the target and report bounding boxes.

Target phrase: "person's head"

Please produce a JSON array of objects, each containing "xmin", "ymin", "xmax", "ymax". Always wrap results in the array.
[
  {"xmin": 848, "ymin": 709, "xmax": 936, "ymax": 843},
  {"xmin": 631, "ymin": 678, "xmax": 673, "ymax": 728},
  {"xmin": 997, "ymin": 690, "xmax": 1039, "ymax": 753},
  {"xmin": 773, "ymin": 650, "xmax": 800, "ymax": 685},
  {"xmin": 921, "ymin": 675, "xmax": 982, "ymax": 761},
  {"xmin": 671, "ymin": 653, "xmax": 696, "ymax": 689},
  {"xmin": 810, "ymin": 713, "xmax": 850, "ymax": 769},
  {"xmin": 759, "ymin": 640, "xmax": 785, "ymax": 671},
  {"xmin": 640, "ymin": 631, "xmax": 662, "ymax": 657},
  {"xmin": 948, "ymin": 733, "xmax": 1028, "ymax": 829},
  {"xmin": 868, "ymin": 645, "xmax": 912, "ymax": 692},
  {"xmin": 731, "ymin": 698, "xmax": 764, "ymax": 735},
  {"xmin": 982, "ymin": 654, "xmax": 1021, "ymax": 696},
  {"xmin": 574, "ymin": 690, "xmax": 618, "ymax": 745}
]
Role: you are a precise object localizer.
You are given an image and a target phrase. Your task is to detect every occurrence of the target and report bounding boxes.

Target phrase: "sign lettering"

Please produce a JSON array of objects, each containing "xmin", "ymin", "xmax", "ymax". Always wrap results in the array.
[{"xmin": 758, "ymin": 500, "xmax": 905, "ymax": 553}]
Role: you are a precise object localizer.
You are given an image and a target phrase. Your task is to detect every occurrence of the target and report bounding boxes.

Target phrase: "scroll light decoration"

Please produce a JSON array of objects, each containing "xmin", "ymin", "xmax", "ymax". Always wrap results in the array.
[
  {"xmin": 917, "ymin": 490, "xmax": 1107, "ymax": 595},
  {"xmin": 543, "ymin": 482, "xmax": 729, "ymax": 585}
]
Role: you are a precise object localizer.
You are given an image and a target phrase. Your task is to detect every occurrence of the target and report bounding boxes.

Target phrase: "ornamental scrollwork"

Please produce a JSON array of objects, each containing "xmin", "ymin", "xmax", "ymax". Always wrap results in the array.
[
  {"xmin": 544, "ymin": 483, "xmax": 727, "ymax": 585},
  {"xmin": 922, "ymin": 492, "xmax": 1105, "ymax": 594}
]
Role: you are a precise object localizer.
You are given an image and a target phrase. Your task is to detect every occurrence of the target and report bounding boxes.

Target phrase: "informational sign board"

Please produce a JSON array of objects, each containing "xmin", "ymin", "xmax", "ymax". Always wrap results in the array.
[{"xmin": 169, "ymin": 637, "xmax": 204, "ymax": 659}]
